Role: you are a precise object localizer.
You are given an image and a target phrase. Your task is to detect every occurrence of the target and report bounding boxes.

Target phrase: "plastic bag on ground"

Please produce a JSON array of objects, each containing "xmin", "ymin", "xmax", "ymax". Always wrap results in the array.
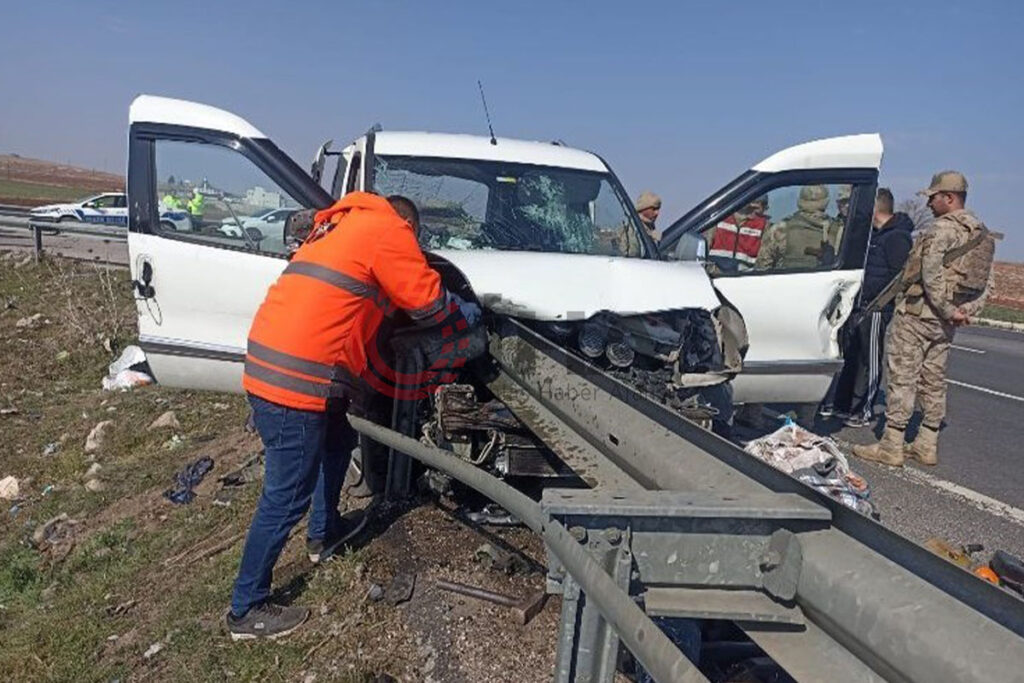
[
  {"xmin": 744, "ymin": 423, "xmax": 875, "ymax": 516},
  {"xmin": 101, "ymin": 345, "xmax": 154, "ymax": 391}
]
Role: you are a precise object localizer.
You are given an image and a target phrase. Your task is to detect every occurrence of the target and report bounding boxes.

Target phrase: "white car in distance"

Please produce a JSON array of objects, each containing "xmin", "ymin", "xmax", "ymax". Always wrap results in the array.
[{"xmin": 30, "ymin": 191, "xmax": 191, "ymax": 232}]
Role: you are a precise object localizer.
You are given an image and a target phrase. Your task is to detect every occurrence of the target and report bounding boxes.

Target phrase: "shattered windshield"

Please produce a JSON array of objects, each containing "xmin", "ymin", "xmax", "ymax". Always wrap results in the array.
[{"xmin": 373, "ymin": 156, "xmax": 645, "ymax": 257}]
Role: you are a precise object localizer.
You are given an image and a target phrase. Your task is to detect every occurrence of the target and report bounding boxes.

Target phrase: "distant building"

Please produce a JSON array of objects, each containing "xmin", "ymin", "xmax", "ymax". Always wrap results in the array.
[{"xmin": 245, "ymin": 186, "xmax": 282, "ymax": 209}]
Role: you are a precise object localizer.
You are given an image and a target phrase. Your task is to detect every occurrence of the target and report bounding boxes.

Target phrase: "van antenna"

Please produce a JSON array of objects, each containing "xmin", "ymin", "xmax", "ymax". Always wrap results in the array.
[{"xmin": 477, "ymin": 80, "xmax": 497, "ymax": 146}]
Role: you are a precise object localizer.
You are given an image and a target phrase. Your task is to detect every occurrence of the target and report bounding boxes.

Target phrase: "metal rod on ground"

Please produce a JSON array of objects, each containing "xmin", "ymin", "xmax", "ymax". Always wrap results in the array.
[{"xmin": 347, "ymin": 414, "xmax": 707, "ymax": 683}]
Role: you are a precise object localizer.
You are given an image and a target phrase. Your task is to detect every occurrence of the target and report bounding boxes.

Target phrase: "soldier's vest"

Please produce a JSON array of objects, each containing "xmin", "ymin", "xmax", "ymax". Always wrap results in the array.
[{"xmin": 901, "ymin": 212, "xmax": 994, "ymax": 315}]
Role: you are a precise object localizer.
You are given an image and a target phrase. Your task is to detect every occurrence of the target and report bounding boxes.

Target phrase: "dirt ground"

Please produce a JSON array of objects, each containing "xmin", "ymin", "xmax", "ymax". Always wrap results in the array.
[
  {"xmin": 0, "ymin": 253, "xmax": 561, "ymax": 682},
  {"xmin": 989, "ymin": 261, "xmax": 1024, "ymax": 311},
  {"xmin": 0, "ymin": 154, "xmax": 123, "ymax": 206}
]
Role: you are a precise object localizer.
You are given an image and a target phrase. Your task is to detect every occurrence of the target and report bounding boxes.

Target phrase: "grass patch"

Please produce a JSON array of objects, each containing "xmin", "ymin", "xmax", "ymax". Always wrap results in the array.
[
  {"xmin": 0, "ymin": 179, "xmax": 113, "ymax": 204},
  {"xmin": 980, "ymin": 304, "xmax": 1024, "ymax": 324}
]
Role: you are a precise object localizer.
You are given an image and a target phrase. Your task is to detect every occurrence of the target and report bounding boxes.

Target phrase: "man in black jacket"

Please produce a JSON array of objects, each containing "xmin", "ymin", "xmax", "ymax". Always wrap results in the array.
[{"xmin": 821, "ymin": 188, "xmax": 914, "ymax": 427}]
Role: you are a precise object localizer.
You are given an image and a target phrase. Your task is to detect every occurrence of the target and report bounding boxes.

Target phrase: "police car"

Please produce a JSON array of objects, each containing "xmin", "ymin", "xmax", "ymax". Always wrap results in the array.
[{"xmin": 29, "ymin": 192, "xmax": 191, "ymax": 231}]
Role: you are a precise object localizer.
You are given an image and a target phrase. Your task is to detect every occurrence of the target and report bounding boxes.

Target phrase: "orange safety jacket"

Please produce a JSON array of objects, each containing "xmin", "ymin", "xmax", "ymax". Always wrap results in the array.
[{"xmin": 242, "ymin": 192, "xmax": 445, "ymax": 411}]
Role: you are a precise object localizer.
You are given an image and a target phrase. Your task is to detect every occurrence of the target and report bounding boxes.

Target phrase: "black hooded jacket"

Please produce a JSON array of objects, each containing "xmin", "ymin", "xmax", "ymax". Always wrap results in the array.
[{"xmin": 861, "ymin": 212, "xmax": 915, "ymax": 310}]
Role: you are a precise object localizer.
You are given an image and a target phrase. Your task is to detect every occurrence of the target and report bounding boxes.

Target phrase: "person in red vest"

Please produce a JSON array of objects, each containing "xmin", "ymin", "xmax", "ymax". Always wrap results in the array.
[
  {"xmin": 227, "ymin": 192, "xmax": 477, "ymax": 640},
  {"xmin": 707, "ymin": 196, "xmax": 770, "ymax": 272}
]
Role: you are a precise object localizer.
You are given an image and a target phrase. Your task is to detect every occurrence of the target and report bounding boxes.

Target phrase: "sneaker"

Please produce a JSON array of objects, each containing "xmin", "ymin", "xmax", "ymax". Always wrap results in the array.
[
  {"xmin": 226, "ymin": 602, "xmax": 309, "ymax": 641},
  {"xmin": 307, "ymin": 508, "xmax": 369, "ymax": 564},
  {"xmin": 817, "ymin": 405, "xmax": 835, "ymax": 419},
  {"xmin": 844, "ymin": 414, "xmax": 872, "ymax": 428}
]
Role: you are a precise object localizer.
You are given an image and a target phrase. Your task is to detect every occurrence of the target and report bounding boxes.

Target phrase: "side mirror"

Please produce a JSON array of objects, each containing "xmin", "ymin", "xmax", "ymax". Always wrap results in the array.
[
  {"xmin": 673, "ymin": 232, "xmax": 707, "ymax": 262},
  {"xmin": 311, "ymin": 139, "xmax": 334, "ymax": 184}
]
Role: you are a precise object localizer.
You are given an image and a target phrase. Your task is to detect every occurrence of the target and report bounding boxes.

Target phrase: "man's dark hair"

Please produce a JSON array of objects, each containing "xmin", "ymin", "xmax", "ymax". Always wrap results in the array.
[
  {"xmin": 951, "ymin": 191, "xmax": 967, "ymax": 204},
  {"xmin": 387, "ymin": 195, "xmax": 420, "ymax": 229},
  {"xmin": 876, "ymin": 187, "xmax": 894, "ymax": 214}
]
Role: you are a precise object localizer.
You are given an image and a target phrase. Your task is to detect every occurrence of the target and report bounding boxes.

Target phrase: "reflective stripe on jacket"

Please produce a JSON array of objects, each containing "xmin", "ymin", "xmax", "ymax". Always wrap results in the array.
[
  {"xmin": 243, "ymin": 192, "xmax": 444, "ymax": 411},
  {"xmin": 708, "ymin": 214, "xmax": 768, "ymax": 265}
]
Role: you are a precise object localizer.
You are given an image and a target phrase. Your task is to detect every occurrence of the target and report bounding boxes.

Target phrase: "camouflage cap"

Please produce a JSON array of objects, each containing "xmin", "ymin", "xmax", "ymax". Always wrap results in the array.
[
  {"xmin": 918, "ymin": 171, "xmax": 968, "ymax": 197},
  {"xmin": 797, "ymin": 184, "xmax": 830, "ymax": 213},
  {"xmin": 635, "ymin": 191, "xmax": 662, "ymax": 213}
]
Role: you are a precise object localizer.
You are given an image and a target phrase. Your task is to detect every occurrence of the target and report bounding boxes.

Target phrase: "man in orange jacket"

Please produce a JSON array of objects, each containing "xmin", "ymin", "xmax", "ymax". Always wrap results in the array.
[{"xmin": 227, "ymin": 192, "xmax": 470, "ymax": 640}]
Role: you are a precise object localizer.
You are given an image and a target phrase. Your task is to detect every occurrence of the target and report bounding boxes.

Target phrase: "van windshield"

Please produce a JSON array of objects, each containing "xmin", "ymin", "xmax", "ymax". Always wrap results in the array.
[{"xmin": 373, "ymin": 155, "xmax": 646, "ymax": 257}]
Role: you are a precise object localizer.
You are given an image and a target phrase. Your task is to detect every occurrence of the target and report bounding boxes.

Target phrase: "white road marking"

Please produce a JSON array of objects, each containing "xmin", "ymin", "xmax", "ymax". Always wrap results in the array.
[
  {"xmin": 946, "ymin": 379, "xmax": 1024, "ymax": 403},
  {"xmin": 951, "ymin": 344, "xmax": 986, "ymax": 354},
  {"xmin": 894, "ymin": 466, "xmax": 1024, "ymax": 526}
]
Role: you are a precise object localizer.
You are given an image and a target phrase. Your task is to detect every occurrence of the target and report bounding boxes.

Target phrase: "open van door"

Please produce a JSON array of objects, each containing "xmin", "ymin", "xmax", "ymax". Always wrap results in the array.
[
  {"xmin": 126, "ymin": 95, "xmax": 333, "ymax": 392},
  {"xmin": 660, "ymin": 134, "xmax": 883, "ymax": 405}
]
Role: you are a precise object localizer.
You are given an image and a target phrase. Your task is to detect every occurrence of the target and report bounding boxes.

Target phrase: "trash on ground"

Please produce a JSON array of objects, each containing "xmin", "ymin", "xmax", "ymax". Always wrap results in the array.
[
  {"xmin": 474, "ymin": 542, "xmax": 530, "ymax": 575},
  {"xmin": 384, "ymin": 571, "xmax": 416, "ymax": 606},
  {"xmin": 162, "ymin": 435, "xmax": 185, "ymax": 450},
  {"xmin": 163, "ymin": 456, "xmax": 214, "ymax": 505},
  {"xmin": 218, "ymin": 452, "xmax": 264, "ymax": 488},
  {"xmin": 31, "ymin": 513, "xmax": 80, "ymax": 560},
  {"xmin": 0, "ymin": 475, "xmax": 20, "ymax": 500},
  {"xmin": 84, "ymin": 420, "xmax": 114, "ymax": 454},
  {"xmin": 101, "ymin": 345, "xmax": 154, "ymax": 391},
  {"xmin": 143, "ymin": 641, "xmax": 164, "ymax": 660},
  {"xmin": 42, "ymin": 442, "xmax": 60, "ymax": 456},
  {"xmin": 15, "ymin": 312, "xmax": 43, "ymax": 328},
  {"xmin": 0, "ymin": 407, "xmax": 19, "ymax": 416},
  {"xmin": 991, "ymin": 549, "xmax": 1024, "ymax": 596},
  {"xmin": 744, "ymin": 423, "xmax": 875, "ymax": 516},
  {"xmin": 464, "ymin": 503, "xmax": 521, "ymax": 526}
]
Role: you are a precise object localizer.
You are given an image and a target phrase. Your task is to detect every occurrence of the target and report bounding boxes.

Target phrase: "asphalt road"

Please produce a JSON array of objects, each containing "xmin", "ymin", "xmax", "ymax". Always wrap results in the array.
[{"xmin": 798, "ymin": 325, "xmax": 1024, "ymax": 563}]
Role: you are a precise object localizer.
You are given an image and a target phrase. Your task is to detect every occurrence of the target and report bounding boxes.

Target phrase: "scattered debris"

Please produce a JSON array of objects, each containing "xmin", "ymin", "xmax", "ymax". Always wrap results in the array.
[
  {"xmin": 218, "ymin": 452, "xmax": 263, "ymax": 488},
  {"xmin": 84, "ymin": 420, "xmax": 114, "ymax": 454},
  {"xmin": 474, "ymin": 542, "xmax": 530, "ymax": 575},
  {"xmin": 42, "ymin": 442, "xmax": 60, "ymax": 457},
  {"xmin": 0, "ymin": 407, "xmax": 19, "ymax": 416},
  {"xmin": 15, "ymin": 313, "xmax": 43, "ymax": 329},
  {"xmin": 105, "ymin": 599, "xmax": 138, "ymax": 617},
  {"xmin": 465, "ymin": 503, "xmax": 520, "ymax": 526},
  {"xmin": 384, "ymin": 572, "xmax": 416, "ymax": 606},
  {"xmin": 744, "ymin": 424, "xmax": 874, "ymax": 516},
  {"xmin": 991, "ymin": 550, "xmax": 1024, "ymax": 596},
  {"xmin": 55, "ymin": 350, "xmax": 70, "ymax": 362},
  {"xmin": 143, "ymin": 641, "xmax": 163, "ymax": 660},
  {"xmin": 0, "ymin": 475, "xmax": 20, "ymax": 500},
  {"xmin": 102, "ymin": 345, "xmax": 153, "ymax": 391},
  {"xmin": 148, "ymin": 410, "xmax": 181, "ymax": 431},
  {"xmin": 41, "ymin": 484, "xmax": 54, "ymax": 496},
  {"xmin": 162, "ymin": 435, "xmax": 185, "ymax": 450},
  {"xmin": 435, "ymin": 579, "xmax": 547, "ymax": 625},
  {"xmin": 163, "ymin": 456, "xmax": 214, "ymax": 505},
  {"xmin": 31, "ymin": 513, "xmax": 80, "ymax": 560}
]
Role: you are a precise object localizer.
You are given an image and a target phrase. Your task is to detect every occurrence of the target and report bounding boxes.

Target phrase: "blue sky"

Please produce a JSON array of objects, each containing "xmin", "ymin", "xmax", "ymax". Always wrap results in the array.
[{"xmin": 2, "ymin": 0, "xmax": 1022, "ymax": 259}]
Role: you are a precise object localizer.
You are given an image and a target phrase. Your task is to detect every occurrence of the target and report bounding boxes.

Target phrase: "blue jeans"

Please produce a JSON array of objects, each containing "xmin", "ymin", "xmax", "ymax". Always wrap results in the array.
[{"xmin": 230, "ymin": 394, "xmax": 356, "ymax": 617}]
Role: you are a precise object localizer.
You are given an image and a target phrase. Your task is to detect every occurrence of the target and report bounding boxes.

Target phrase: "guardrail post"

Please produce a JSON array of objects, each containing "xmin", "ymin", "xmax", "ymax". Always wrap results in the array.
[{"xmin": 32, "ymin": 223, "xmax": 43, "ymax": 261}]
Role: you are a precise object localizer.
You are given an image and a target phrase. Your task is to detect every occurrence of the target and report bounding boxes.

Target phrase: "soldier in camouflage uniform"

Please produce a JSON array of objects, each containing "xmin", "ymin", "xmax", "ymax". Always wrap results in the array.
[
  {"xmin": 756, "ymin": 185, "xmax": 842, "ymax": 270},
  {"xmin": 853, "ymin": 171, "xmax": 996, "ymax": 467}
]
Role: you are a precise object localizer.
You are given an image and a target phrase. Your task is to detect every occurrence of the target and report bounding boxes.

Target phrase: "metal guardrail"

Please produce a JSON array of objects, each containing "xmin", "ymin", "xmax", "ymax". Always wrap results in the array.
[
  {"xmin": 482, "ymin": 318, "xmax": 1024, "ymax": 682},
  {"xmin": 349, "ymin": 415, "xmax": 706, "ymax": 683},
  {"xmin": 0, "ymin": 215, "xmax": 127, "ymax": 262}
]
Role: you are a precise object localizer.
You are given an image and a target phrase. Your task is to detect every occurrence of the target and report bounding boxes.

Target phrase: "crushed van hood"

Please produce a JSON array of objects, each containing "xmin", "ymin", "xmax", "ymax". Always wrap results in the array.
[{"xmin": 433, "ymin": 250, "xmax": 720, "ymax": 320}]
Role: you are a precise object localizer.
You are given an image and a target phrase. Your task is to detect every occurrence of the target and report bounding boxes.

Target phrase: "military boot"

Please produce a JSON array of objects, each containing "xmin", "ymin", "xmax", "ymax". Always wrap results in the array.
[
  {"xmin": 852, "ymin": 425, "xmax": 905, "ymax": 466},
  {"xmin": 905, "ymin": 425, "xmax": 939, "ymax": 466}
]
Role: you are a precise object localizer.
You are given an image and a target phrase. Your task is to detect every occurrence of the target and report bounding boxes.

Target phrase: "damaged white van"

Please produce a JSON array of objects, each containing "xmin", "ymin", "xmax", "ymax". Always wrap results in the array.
[{"xmin": 125, "ymin": 96, "xmax": 881, "ymax": 429}]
